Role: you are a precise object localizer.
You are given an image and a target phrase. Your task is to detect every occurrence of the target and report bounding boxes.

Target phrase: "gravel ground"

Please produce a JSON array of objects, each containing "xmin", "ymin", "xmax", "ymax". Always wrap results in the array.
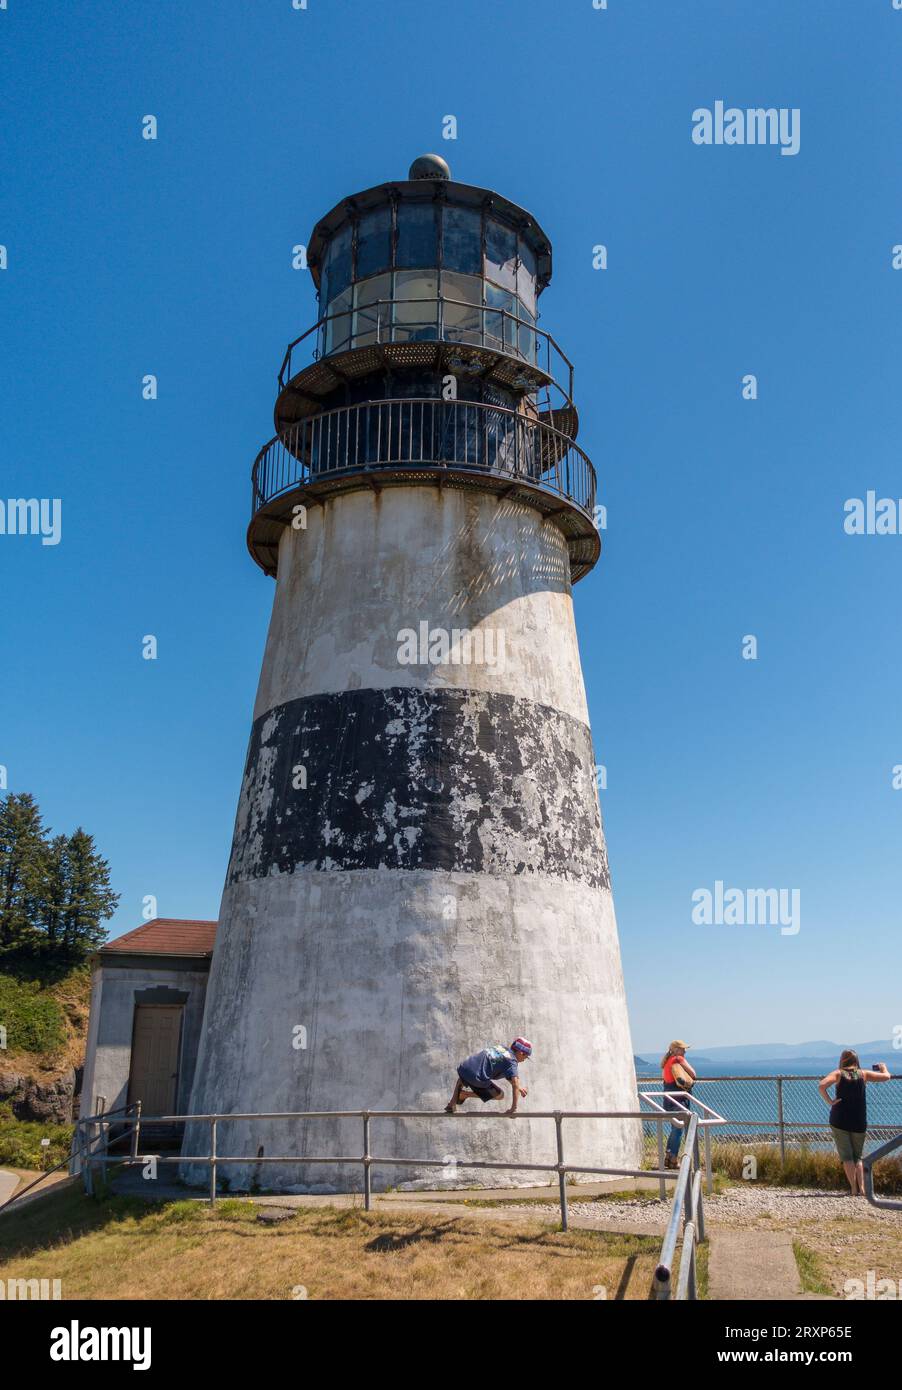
[{"xmin": 512, "ymin": 1187, "xmax": 902, "ymax": 1229}]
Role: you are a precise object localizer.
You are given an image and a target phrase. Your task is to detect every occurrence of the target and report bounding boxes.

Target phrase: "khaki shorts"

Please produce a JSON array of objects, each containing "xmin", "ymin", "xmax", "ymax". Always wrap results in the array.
[{"xmin": 831, "ymin": 1126, "xmax": 866, "ymax": 1163}]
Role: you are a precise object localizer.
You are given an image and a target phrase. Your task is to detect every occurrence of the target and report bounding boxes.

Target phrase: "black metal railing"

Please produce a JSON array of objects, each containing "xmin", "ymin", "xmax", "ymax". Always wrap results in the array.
[
  {"xmin": 278, "ymin": 298, "xmax": 575, "ymax": 407},
  {"xmin": 251, "ymin": 398, "xmax": 596, "ymax": 520}
]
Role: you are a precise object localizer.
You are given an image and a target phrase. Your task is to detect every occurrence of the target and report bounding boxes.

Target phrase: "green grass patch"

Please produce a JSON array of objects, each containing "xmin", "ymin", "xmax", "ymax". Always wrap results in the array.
[
  {"xmin": 161, "ymin": 1201, "xmax": 206, "ymax": 1224},
  {"xmin": 793, "ymin": 1240, "xmax": 833, "ymax": 1296},
  {"xmin": 214, "ymin": 1199, "xmax": 257, "ymax": 1222}
]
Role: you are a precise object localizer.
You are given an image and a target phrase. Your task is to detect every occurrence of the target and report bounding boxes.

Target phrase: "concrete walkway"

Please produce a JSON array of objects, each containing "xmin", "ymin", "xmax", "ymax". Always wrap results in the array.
[
  {"xmin": 108, "ymin": 1169, "xmax": 659, "ymax": 1208},
  {"xmin": 707, "ymin": 1229, "xmax": 802, "ymax": 1301}
]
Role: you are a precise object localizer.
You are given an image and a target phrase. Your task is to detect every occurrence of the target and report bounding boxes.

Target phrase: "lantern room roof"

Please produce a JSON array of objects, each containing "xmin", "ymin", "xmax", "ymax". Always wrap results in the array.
[{"xmin": 306, "ymin": 166, "xmax": 553, "ymax": 294}]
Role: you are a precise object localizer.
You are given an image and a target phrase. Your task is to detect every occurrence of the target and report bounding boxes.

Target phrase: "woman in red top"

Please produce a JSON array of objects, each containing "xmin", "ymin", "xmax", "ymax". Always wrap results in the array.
[{"xmin": 661, "ymin": 1040, "xmax": 697, "ymax": 1169}]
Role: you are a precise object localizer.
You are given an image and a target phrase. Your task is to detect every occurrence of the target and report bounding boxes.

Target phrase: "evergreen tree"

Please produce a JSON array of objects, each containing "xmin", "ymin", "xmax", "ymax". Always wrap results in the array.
[
  {"xmin": 58, "ymin": 828, "xmax": 118, "ymax": 955},
  {"xmin": 0, "ymin": 793, "xmax": 47, "ymax": 953},
  {"xmin": 0, "ymin": 794, "xmax": 119, "ymax": 959},
  {"xmin": 40, "ymin": 834, "xmax": 71, "ymax": 952}
]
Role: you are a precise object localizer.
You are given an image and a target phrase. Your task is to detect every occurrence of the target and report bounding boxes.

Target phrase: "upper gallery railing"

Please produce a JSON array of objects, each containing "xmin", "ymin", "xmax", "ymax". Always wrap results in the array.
[
  {"xmin": 277, "ymin": 297, "xmax": 576, "ymax": 406},
  {"xmin": 251, "ymin": 396, "xmax": 596, "ymax": 520}
]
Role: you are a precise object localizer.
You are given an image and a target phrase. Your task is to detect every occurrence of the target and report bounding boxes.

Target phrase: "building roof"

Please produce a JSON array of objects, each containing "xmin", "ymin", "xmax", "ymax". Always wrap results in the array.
[{"xmin": 100, "ymin": 918, "xmax": 218, "ymax": 958}]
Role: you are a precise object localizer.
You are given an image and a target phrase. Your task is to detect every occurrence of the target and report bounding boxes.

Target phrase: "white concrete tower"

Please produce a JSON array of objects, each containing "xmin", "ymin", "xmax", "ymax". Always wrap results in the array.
[{"xmin": 185, "ymin": 156, "xmax": 639, "ymax": 1191}]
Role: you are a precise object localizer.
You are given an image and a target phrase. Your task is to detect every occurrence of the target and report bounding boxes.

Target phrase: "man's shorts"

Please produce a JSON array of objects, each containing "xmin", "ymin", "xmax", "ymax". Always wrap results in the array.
[
  {"xmin": 457, "ymin": 1066, "xmax": 503, "ymax": 1103},
  {"xmin": 831, "ymin": 1126, "xmax": 866, "ymax": 1163}
]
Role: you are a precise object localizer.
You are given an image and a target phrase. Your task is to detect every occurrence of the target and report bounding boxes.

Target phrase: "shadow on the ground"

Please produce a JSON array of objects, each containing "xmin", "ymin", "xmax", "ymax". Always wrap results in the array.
[
  {"xmin": 0, "ymin": 1182, "xmax": 158, "ymax": 1260},
  {"xmin": 0, "ymin": 1185, "xmax": 660, "ymax": 1300},
  {"xmin": 365, "ymin": 1221, "xmax": 455, "ymax": 1253}
]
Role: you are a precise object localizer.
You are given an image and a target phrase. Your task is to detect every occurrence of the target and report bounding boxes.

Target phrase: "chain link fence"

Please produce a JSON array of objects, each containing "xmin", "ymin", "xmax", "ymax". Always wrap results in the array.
[{"xmin": 638, "ymin": 1075, "xmax": 902, "ymax": 1183}]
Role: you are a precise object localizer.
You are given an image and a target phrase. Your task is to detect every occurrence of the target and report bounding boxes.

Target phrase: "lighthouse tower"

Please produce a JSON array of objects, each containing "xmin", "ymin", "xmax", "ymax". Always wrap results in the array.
[{"xmin": 186, "ymin": 156, "xmax": 639, "ymax": 1190}]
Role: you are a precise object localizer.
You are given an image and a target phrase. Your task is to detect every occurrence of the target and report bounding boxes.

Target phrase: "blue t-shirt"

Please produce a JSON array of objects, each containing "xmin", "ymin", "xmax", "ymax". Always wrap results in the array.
[{"xmin": 459, "ymin": 1046, "xmax": 518, "ymax": 1089}]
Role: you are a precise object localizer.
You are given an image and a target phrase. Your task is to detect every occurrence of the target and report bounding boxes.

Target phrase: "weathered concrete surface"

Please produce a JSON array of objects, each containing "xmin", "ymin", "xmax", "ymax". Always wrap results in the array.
[
  {"xmin": 254, "ymin": 489, "xmax": 590, "ymax": 723},
  {"xmin": 187, "ymin": 486, "xmax": 638, "ymax": 1189},
  {"xmin": 79, "ymin": 963, "xmax": 210, "ymax": 1121},
  {"xmin": 185, "ymin": 869, "xmax": 637, "ymax": 1190},
  {"xmin": 707, "ymin": 1229, "xmax": 803, "ymax": 1301}
]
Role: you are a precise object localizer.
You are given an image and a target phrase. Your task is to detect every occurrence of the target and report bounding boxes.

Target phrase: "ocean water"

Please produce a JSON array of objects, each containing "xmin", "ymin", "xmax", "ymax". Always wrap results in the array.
[{"xmin": 636, "ymin": 1062, "xmax": 902, "ymax": 1149}]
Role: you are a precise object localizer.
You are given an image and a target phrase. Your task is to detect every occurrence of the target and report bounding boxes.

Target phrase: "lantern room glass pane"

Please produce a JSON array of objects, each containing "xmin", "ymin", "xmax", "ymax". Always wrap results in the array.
[
  {"xmin": 396, "ymin": 203, "xmax": 438, "ymax": 268},
  {"xmin": 324, "ymin": 287, "xmax": 352, "ymax": 355},
  {"xmin": 440, "ymin": 271, "xmax": 483, "ymax": 345},
  {"xmin": 352, "ymin": 273, "xmax": 392, "ymax": 347},
  {"xmin": 485, "ymin": 218, "xmax": 517, "ymax": 292},
  {"xmin": 357, "ymin": 206, "xmax": 392, "ymax": 280},
  {"xmin": 517, "ymin": 302, "xmax": 537, "ymax": 363},
  {"xmin": 485, "ymin": 283, "xmax": 516, "ymax": 353},
  {"xmin": 443, "ymin": 205, "xmax": 481, "ymax": 275},
  {"xmin": 322, "ymin": 223, "xmax": 353, "ymax": 305},
  {"xmin": 393, "ymin": 271, "xmax": 439, "ymax": 341},
  {"xmin": 516, "ymin": 238, "xmax": 537, "ymax": 314}
]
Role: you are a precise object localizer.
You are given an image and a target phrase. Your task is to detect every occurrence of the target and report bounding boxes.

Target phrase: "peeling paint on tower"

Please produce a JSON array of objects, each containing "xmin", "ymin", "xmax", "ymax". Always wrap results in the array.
[{"xmin": 229, "ymin": 688, "xmax": 610, "ymax": 888}]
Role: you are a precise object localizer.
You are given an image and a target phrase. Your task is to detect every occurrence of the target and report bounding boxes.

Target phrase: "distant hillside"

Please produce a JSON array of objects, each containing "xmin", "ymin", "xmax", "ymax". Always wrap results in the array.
[
  {"xmin": 0, "ymin": 959, "xmax": 92, "ymax": 1122},
  {"xmin": 633, "ymin": 1045, "xmax": 895, "ymax": 1061},
  {"xmin": 683, "ymin": 1040, "xmax": 893, "ymax": 1064}
]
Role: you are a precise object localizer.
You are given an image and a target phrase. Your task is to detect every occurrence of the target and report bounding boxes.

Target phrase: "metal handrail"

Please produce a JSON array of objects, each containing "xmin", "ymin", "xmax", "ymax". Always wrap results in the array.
[
  {"xmin": 675, "ymin": 1221, "xmax": 697, "ymax": 1300},
  {"xmin": 69, "ymin": 1101, "xmax": 716, "ymax": 1301},
  {"xmin": 250, "ymin": 397, "xmax": 596, "ymax": 521},
  {"xmin": 863, "ymin": 1131, "xmax": 902, "ymax": 1211},
  {"xmin": 76, "ymin": 1106, "xmax": 675, "ymax": 1219},
  {"xmin": 639, "ymin": 1089, "xmax": 727, "ymax": 1201},
  {"xmin": 653, "ymin": 1112, "xmax": 706, "ymax": 1301},
  {"xmin": 278, "ymin": 297, "xmax": 575, "ymax": 407},
  {"xmin": 638, "ymin": 1090, "xmax": 725, "ymax": 1125}
]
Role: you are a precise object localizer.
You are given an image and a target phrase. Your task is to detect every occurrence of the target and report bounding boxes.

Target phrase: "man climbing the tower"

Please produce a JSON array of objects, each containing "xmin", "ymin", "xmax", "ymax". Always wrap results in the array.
[{"xmin": 445, "ymin": 1038, "xmax": 532, "ymax": 1116}]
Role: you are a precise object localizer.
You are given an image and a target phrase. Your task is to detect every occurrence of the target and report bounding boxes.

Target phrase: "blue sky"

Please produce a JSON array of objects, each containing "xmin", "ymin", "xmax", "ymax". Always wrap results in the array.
[{"xmin": 1, "ymin": 0, "xmax": 900, "ymax": 1052}]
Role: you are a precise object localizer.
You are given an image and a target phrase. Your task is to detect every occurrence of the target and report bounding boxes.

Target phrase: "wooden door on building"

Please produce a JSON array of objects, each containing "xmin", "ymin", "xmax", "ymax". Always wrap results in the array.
[{"xmin": 128, "ymin": 1005, "xmax": 183, "ymax": 1116}]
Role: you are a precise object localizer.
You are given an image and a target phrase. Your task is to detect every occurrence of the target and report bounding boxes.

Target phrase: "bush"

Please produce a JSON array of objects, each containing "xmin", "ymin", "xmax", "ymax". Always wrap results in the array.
[
  {"xmin": 0, "ymin": 973, "xmax": 66, "ymax": 1054},
  {"xmin": 0, "ymin": 1104, "xmax": 73, "ymax": 1169}
]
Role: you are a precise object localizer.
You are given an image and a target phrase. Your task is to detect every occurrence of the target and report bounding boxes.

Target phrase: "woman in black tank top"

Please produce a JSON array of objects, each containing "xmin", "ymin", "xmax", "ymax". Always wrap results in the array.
[
  {"xmin": 818, "ymin": 1049, "xmax": 892, "ymax": 1195},
  {"xmin": 831, "ymin": 1069, "xmax": 867, "ymax": 1133}
]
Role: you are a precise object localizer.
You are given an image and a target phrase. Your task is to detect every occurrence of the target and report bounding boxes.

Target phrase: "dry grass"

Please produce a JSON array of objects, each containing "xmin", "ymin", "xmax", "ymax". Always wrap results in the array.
[
  {"xmin": 711, "ymin": 1143, "xmax": 902, "ymax": 1193},
  {"xmin": 788, "ymin": 1222, "xmax": 902, "ymax": 1299},
  {"xmin": 0, "ymin": 1185, "xmax": 660, "ymax": 1300}
]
